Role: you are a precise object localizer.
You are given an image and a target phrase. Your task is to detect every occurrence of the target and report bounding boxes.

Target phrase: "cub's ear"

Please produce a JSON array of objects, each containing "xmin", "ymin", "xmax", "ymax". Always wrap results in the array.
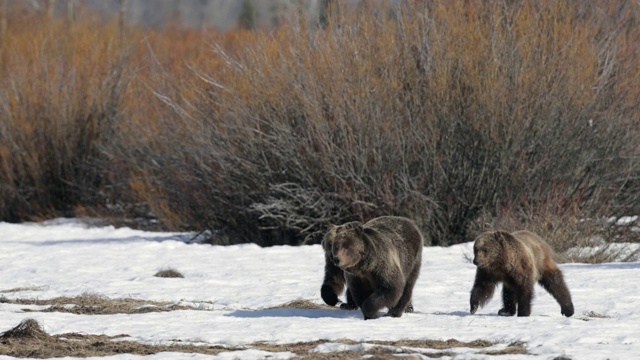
[
  {"xmin": 344, "ymin": 221, "xmax": 362, "ymax": 230},
  {"xmin": 494, "ymin": 231, "xmax": 514, "ymax": 244},
  {"xmin": 355, "ymin": 224, "xmax": 365, "ymax": 236}
]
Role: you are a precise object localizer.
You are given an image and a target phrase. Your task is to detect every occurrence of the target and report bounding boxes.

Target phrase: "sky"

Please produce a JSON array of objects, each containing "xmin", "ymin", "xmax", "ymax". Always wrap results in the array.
[{"xmin": 0, "ymin": 218, "xmax": 639, "ymax": 359}]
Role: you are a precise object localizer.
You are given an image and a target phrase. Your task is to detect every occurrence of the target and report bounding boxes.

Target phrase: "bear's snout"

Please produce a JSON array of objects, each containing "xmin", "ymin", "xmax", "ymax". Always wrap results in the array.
[
  {"xmin": 333, "ymin": 257, "xmax": 341, "ymax": 266},
  {"xmin": 472, "ymin": 257, "xmax": 478, "ymax": 266}
]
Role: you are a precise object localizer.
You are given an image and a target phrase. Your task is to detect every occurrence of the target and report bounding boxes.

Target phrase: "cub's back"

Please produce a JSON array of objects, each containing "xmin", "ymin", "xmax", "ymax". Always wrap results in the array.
[{"xmin": 511, "ymin": 230, "xmax": 554, "ymax": 279}]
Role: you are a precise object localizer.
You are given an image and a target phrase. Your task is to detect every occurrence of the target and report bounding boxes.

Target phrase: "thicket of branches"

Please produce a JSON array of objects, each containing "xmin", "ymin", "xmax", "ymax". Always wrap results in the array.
[{"xmin": 1, "ymin": 1, "xmax": 639, "ymax": 248}]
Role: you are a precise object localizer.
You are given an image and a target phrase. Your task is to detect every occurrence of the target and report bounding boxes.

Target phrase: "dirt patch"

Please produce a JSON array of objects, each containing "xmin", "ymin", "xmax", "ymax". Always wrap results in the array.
[
  {"xmin": 255, "ymin": 338, "xmax": 523, "ymax": 359},
  {"xmin": 3, "ymin": 293, "xmax": 194, "ymax": 315},
  {"xmin": 154, "ymin": 268, "xmax": 185, "ymax": 278},
  {"xmin": 0, "ymin": 319, "xmax": 529, "ymax": 359},
  {"xmin": 368, "ymin": 339, "xmax": 494, "ymax": 349},
  {"xmin": 0, "ymin": 319, "xmax": 234, "ymax": 358},
  {"xmin": 480, "ymin": 341, "xmax": 528, "ymax": 355},
  {"xmin": 577, "ymin": 311, "xmax": 612, "ymax": 321},
  {"xmin": 266, "ymin": 299, "xmax": 338, "ymax": 310},
  {"xmin": 0, "ymin": 286, "xmax": 48, "ymax": 294}
]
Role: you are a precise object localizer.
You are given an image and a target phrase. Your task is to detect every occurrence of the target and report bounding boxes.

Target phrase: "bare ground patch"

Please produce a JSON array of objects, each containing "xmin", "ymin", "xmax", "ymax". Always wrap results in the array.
[
  {"xmin": 0, "ymin": 286, "xmax": 48, "ymax": 294},
  {"xmin": 577, "ymin": 311, "xmax": 612, "ymax": 321},
  {"xmin": 266, "ymin": 299, "xmax": 338, "ymax": 310},
  {"xmin": 0, "ymin": 319, "xmax": 530, "ymax": 359},
  {"xmin": 0, "ymin": 293, "xmax": 194, "ymax": 315},
  {"xmin": 154, "ymin": 268, "xmax": 185, "ymax": 278},
  {"xmin": 0, "ymin": 319, "xmax": 234, "ymax": 358}
]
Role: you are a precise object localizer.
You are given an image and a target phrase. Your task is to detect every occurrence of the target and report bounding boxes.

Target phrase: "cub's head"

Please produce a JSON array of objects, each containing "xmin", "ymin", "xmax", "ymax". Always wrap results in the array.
[
  {"xmin": 329, "ymin": 224, "xmax": 367, "ymax": 271},
  {"xmin": 473, "ymin": 231, "xmax": 511, "ymax": 270}
]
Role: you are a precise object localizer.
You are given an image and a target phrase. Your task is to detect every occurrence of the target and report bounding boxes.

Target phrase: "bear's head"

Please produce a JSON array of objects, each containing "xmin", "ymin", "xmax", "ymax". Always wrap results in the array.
[
  {"xmin": 330, "ymin": 224, "xmax": 367, "ymax": 271},
  {"xmin": 472, "ymin": 231, "xmax": 512, "ymax": 270},
  {"xmin": 322, "ymin": 221, "xmax": 362, "ymax": 261}
]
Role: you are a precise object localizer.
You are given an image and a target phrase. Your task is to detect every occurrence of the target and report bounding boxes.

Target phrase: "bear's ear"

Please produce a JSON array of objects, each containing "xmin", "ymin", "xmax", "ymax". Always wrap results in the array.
[{"xmin": 355, "ymin": 224, "xmax": 365, "ymax": 236}]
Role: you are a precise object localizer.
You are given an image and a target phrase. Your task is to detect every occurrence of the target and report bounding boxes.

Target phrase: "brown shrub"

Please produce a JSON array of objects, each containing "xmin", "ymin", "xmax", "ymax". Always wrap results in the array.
[
  {"xmin": 1, "ymin": 2, "xmax": 640, "ymax": 250},
  {"xmin": 124, "ymin": 1, "xmax": 640, "ymax": 246}
]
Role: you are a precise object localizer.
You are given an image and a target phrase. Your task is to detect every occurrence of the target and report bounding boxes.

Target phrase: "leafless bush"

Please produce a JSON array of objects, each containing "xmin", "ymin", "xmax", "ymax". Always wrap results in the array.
[{"xmin": 122, "ymin": 1, "xmax": 640, "ymax": 246}]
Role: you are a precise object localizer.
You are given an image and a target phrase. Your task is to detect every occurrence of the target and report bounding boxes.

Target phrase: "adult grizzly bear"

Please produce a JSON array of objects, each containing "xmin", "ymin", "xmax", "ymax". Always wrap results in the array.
[
  {"xmin": 469, "ymin": 230, "xmax": 574, "ymax": 317},
  {"xmin": 326, "ymin": 216, "xmax": 423, "ymax": 320}
]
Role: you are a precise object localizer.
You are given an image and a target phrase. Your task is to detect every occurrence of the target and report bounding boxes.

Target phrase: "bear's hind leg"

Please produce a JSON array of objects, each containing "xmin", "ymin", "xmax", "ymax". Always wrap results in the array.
[
  {"xmin": 498, "ymin": 284, "xmax": 516, "ymax": 316},
  {"xmin": 539, "ymin": 267, "xmax": 574, "ymax": 317}
]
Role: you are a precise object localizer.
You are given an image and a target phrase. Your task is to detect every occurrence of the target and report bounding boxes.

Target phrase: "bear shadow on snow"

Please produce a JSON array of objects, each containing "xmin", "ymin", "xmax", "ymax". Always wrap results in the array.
[{"xmin": 225, "ymin": 308, "xmax": 364, "ymax": 319}]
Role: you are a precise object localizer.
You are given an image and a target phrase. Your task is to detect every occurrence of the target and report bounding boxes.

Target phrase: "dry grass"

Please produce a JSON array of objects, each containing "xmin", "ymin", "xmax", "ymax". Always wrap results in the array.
[
  {"xmin": 0, "ymin": 319, "xmax": 234, "ymax": 358},
  {"xmin": 0, "ymin": 318, "xmax": 529, "ymax": 359},
  {"xmin": 266, "ymin": 299, "xmax": 338, "ymax": 310},
  {"xmin": 577, "ymin": 311, "xmax": 612, "ymax": 321},
  {"xmin": 3, "ymin": 293, "xmax": 193, "ymax": 315},
  {"xmin": 0, "ymin": 286, "xmax": 48, "ymax": 294}
]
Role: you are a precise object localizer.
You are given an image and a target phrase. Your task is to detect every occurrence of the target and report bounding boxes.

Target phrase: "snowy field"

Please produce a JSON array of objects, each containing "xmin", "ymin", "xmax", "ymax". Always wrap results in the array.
[{"xmin": 1, "ymin": 219, "xmax": 639, "ymax": 359}]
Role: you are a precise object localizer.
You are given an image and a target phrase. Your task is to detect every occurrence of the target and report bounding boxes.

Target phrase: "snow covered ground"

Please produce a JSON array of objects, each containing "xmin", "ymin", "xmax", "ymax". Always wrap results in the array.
[{"xmin": 1, "ymin": 219, "xmax": 639, "ymax": 359}]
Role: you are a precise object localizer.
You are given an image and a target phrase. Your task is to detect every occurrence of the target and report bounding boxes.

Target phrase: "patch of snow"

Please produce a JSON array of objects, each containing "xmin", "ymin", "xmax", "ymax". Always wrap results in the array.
[{"xmin": 1, "ymin": 220, "xmax": 640, "ymax": 359}]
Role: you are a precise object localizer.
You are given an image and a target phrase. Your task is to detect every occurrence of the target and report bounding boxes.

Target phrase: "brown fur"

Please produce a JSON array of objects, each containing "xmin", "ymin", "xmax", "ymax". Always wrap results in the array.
[
  {"xmin": 327, "ymin": 216, "xmax": 423, "ymax": 320},
  {"xmin": 470, "ymin": 230, "xmax": 574, "ymax": 317}
]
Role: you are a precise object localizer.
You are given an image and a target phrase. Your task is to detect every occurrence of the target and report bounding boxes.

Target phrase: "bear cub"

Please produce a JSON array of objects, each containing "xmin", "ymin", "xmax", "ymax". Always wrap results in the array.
[
  {"xmin": 470, "ymin": 230, "xmax": 574, "ymax": 317},
  {"xmin": 321, "ymin": 216, "xmax": 424, "ymax": 320}
]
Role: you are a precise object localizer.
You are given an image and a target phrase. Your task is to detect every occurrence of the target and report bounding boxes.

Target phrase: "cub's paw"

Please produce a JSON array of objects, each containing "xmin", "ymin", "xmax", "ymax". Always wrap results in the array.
[
  {"xmin": 470, "ymin": 304, "xmax": 479, "ymax": 315},
  {"xmin": 561, "ymin": 303, "xmax": 575, "ymax": 317}
]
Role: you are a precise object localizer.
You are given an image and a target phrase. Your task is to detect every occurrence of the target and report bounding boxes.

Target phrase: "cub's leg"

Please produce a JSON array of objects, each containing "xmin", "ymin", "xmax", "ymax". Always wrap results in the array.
[
  {"xmin": 498, "ymin": 284, "xmax": 516, "ymax": 316},
  {"xmin": 470, "ymin": 268, "xmax": 497, "ymax": 314},
  {"xmin": 515, "ymin": 282, "xmax": 534, "ymax": 317},
  {"xmin": 539, "ymin": 267, "xmax": 574, "ymax": 317},
  {"xmin": 404, "ymin": 301, "xmax": 414, "ymax": 313}
]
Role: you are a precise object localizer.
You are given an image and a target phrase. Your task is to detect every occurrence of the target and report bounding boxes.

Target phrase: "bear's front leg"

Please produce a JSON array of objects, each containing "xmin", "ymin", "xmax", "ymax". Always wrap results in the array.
[
  {"xmin": 339, "ymin": 288, "xmax": 358, "ymax": 310},
  {"xmin": 361, "ymin": 285, "xmax": 402, "ymax": 320}
]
